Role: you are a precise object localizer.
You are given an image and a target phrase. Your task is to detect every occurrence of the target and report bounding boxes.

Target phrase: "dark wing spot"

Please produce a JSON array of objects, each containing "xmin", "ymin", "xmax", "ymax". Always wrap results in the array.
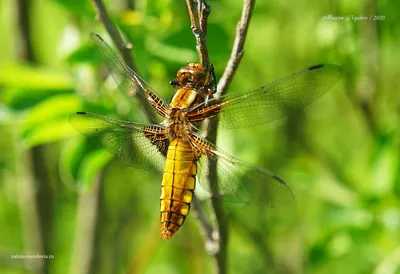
[
  {"xmin": 92, "ymin": 33, "xmax": 103, "ymax": 41},
  {"xmin": 308, "ymin": 64, "xmax": 324, "ymax": 70},
  {"xmin": 272, "ymin": 175, "xmax": 287, "ymax": 185},
  {"xmin": 76, "ymin": 112, "xmax": 86, "ymax": 115}
]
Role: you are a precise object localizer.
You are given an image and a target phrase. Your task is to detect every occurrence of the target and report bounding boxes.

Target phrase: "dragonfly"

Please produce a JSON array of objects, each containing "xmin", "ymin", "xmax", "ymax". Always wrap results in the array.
[{"xmin": 70, "ymin": 34, "xmax": 342, "ymax": 239}]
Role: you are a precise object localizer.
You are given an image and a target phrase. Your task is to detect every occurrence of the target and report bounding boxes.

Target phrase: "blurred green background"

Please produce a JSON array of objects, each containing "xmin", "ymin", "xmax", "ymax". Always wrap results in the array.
[{"xmin": 0, "ymin": 0, "xmax": 399, "ymax": 273}]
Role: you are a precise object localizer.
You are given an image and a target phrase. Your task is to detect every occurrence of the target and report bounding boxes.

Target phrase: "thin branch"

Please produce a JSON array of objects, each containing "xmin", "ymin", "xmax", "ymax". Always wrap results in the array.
[
  {"xmin": 199, "ymin": 2, "xmax": 210, "ymax": 36},
  {"xmin": 191, "ymin": 197, "xmax": 214, "ymax": 245},
  {"xmin": 125, "ymin": 0, "xmax": 135, "ymax": 10},
  {"xmin": 217, "ymin": 0, "xmax": 255, "ymax": 97},
  {"xmin": 187, "ymin": 1, "xmax": 255, "ymax": 274},
  {"xmin": 186, "ymin": 2, "xmax": 227, "ymax": 273},
  {"xmin": 205, "ymin": 3, "xmax": 256, "ymax": 260},
  {"xmin": 16, "ymin": 149, "xmax": 44, "ymax": 274},
  {"xmin": 16, "ymin": 1, "xmax": 53, "ymax": 273},
  {"xmin": 16, "ymin": 0, "xmax": 34, "ymax": 62},
  {"xmin": 186, "ymin": 0, "xmax": 211, "ymax": 68},
  {"xmin": 68, "ymin": 170, "xmax": 104, "ymax": 274},
  {"xmin": 358, "ymin": 0, "xmax": 379, "ymax": 136},
  {"xmin": 91, "ymin": 0, "xmax": 157, "ymax": 122},
  {"xmin": 91, "ymin": 0, "xmax": 137, "ymax": 72}
]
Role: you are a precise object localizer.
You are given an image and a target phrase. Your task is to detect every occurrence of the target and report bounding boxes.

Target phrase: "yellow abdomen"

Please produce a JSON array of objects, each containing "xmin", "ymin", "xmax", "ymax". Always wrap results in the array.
[{"xmin": 160, "ymin": 138, "xmax": 196, "ymax": 239}]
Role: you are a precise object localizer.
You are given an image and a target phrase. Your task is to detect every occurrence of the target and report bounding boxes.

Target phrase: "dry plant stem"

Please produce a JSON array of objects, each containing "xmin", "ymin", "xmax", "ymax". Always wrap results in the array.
[
  {"xmin": 192, "ymin": 196, "xmax": 214, "ymax": 242},
  {"xmin": 204, "ymin": 0, "xmax": 255, "ymax": 272},
  {"xmin": 203, "ymin": 118, "xmax": 228, "ymax": 274},
  {"xmin": 91, "ymin": 0, "xmax": 157, "ymax": 122},
  {"xmin": 68, "ymin": 171, "xmax": 104, "ymax": 274},
  {"xmin": 186, "ymin": 1, "xmax": 226, "ymax": 272},
  {"xmin": 16, "ymin": 148, "xmax": 44, "ymax": 273},
  {"xmin": 185, "ymin": 0, "xmax": 214, "ymax": 246},
  {"xmin": 358, "ymin": 0, "xmax": 379, "ymax": 135},
  {"xmin": 16, "ymin": 1, "xmax": 52, "ymax": 273},
  {"xmin": 187, "ymin": 1, "xmax": 255, "ymax": 273},
  {"xmin": 126, "ymin": 0, "xmax": 135, "ymax": 10},
  {"xmin": 91, "ymin": 0, "xmax": 137, "ymax": 72},
  {"xmin": 217, "ymin": 0, "xmax": 255, "ymax": 97},
  {"xmin": 186, "ymin": 0, "xmax": 211, "ymax": 68}
]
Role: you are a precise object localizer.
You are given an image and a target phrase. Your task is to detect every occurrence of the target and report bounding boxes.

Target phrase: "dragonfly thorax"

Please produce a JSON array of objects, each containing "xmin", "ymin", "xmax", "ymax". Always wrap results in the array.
[
  {"xmin": 165, "ymin": 108, "xmax": 192, "ymax": 138},
  {"xmin": 169, "ymin": 88, "xmax": 198, "ymax": 108}
]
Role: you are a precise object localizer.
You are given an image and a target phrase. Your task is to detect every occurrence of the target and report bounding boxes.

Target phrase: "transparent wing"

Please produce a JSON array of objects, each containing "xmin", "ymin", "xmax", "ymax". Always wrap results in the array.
[
  {"xmin": 188, "ymin": 134, "xmax": 294, "ymax": 206},
  {"xmin": 188, "ymin": 64, "xmax": 342, "ymax": 128},
  {"xmin": 91, "ymin": 34, "xmax": 169, "ymax": 123},
  {"xmin": 70, "ymin": 112, "xmax": 169, "ymax": 173}
]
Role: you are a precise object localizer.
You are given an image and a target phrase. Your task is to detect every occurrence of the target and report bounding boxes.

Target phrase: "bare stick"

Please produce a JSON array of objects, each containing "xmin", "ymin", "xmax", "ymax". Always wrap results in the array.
[
  {"xmin": 69, "ymin": 171, "xmax": 104, "ymax": 274},
  {"xmin": 191, "ymin": 197, "xmax": 214, "ymax": 246},
  {"xmin": 186, "ymin": 1, "xmax": 255, "ymax": 273},
  {"xmin": 16, "ymin": 1, "xmax": 53, "ymax": 273},
  {"xmin": 91, "ymin": 0, "xmax": 137, "ymax": 72},
  {"xmin": 91, "ymin": 0, "xmax": 157, "ymax": 122},
  {"xmin": 125, "ymin": 0, "xmax": 135, "ymax": 10},
  {"xmin": 217, "ymin": 0, "xmax": 255, "ymax": 97},
  {"xmin": 185, "ymin": 0, "xmax": 214, "ymax": 247},
  {"xmin": 358, "ymin": 0, "xmax": 379, "ymax": 135},
  {"xmin": 186, "ymin": 0, "xmax": 211, "ymax": 68},
  {"xmin": 185, "ymin": 1, "xmax": 226, "ymax": 272}
]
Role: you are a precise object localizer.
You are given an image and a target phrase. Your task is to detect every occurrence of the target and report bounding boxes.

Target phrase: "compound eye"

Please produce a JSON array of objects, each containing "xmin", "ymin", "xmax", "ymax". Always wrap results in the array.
[
  {"xmin": 175, "ymin": 63, "xmax": 207, "ymax": 86},
  {"xmin": 176, "ymin": 71, "xmax": 190, "ymax": 84}
]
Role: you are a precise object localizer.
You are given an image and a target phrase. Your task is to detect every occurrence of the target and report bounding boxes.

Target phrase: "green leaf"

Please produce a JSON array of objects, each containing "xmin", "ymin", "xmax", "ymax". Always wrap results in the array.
[
  {"xmin": 60, "ymin": 137, "xmax": 94, "ymax": 183},
  {"xmin": 78, "ymin": 149, "xmax": 113, "ymax": 190},
  {"xmin": 65, "ymin": 44, "xmax": 100, "ymax": 65},
  {"xmin": 23, "ymin": 119, "xmax": 76, "ymax": 148},
  {"xmin": 3, "ymin": 87, "xmax": 73, "ymax": 110},
  {"xmin": 61, "ymin": 132, "xmax": 114, "ymax": 186},
  {"xmin": 0, "ymin": 65, "xmax": 74, "ymax": 110},
  {"xmin": 49, "ymin": 0, "xmax": 94, "ymax": 17},
  {"xmin": 21, "ymin": 94, "xmax": 82, "ymax": 138},
  {"xmin": 0, "ymin": 64, "xmax": 73, "ymax": 90}
]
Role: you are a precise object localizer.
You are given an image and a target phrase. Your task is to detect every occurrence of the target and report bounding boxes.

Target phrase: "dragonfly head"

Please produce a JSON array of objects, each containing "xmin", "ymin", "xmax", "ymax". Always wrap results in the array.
[
  {"xmin": 173, "ymin": 62, "xmax": 208, "ymax": 89},
  {"xmin": 170, "ymin": 63, "xmax": 217, "ymax": 106}
]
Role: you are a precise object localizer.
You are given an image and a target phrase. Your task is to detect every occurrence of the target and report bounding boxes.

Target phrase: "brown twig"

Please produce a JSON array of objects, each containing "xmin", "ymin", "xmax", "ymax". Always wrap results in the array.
[
  {"xmin": 206, "ymin": 0, "xmax": 255, "ymax": 272},
  {"xmin": 191, "ymin": 197, "xmax": 214, "ymax": 245},
  {"xmin": 68, "ymin": 170, "xmax": 104, "ymax": 274},
  {"xmin": 125, "ymin": 0, "xmax": 135, "ymax": 10},
  {"xmin": 185, "ymin": 1, "xmax": 226, "ymax": 272},
  {"xmin": 15, "ymin": 147, "xmax": 44, "ymax": 274},
  {"xmin": 91, "ymin": 0, "xmax": 137, "ymax": 72},
  {"xmin": 16, "ymin": 1, "xmax": 54, "ymax": 273},
  {"xmin": 217, "ymin": 0, "xmax": 255, "ymax": 97},
  {"xmin": 358, "ymin": 0, "xmax": 379, "ymax": 136},
  {"xmin": 186, "ymin": 1, "xmax": 256, "ymax": 273},
  {"xmin": 186, "ymin": 0, "xmax": 211, "ymax": 68},
  {"xmin": 91, "ymin": 0, "xmax": 157, "ymax": 122},
  {"xmin": 16, "ymin": 0, "xmax": 34, "ymax": 62}
]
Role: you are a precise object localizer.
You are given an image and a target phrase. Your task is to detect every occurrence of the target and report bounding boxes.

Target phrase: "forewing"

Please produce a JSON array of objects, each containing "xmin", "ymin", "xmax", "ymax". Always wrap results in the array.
[
  {"xmin": 70, "ymin": 112, "xmax": 168, "ymax": 173},
  {"xmin": 189, "ymin": 64, "xmax": 342, "ymax": 128},
  {"xmin": 188, "ymin": 134, "xmax": 294, "ymax": 206},
  {"xmin": 91, "ymin": 34, "xmax": 169, "ymax": 123}
]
